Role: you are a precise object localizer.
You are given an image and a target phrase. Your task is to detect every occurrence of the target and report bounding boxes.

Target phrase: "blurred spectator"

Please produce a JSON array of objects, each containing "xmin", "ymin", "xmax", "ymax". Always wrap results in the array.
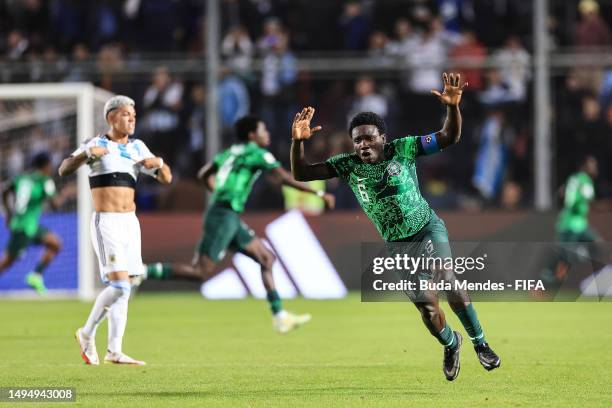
[
  {"xmin": 63, "ymin": 43, "xmax": 91, "ymax": 82},
  {"xmin": 89, "ymin": 0, "xmax": 121, "ymax": 50},
  {"xmin": 492, "ymin": 36, "xmax": 530, "ymax": 102},
  {"xmin": 219, "ymin": 69, "xmax": 250, "ymax": 140},
  {"xmin": 95, "ymin": 44, "xmax": 124, "ymax": 93},
  {"xmin": 346, "ymin": 76, "xmax": 388, "ymax": 124},
  {"xmin": 367, "ymin": 31, "xmax": 392, "ymax": 67},
  {"xmin": 574, "ymin": 0, "xmax": 610, "ymax": 48},
  {"xmin": 259, "ymin": 31, "xmax": 297, "ymax": 157},
  {"xmin": 406, "ymin": 18, "xmax": 447, "ymax": 95},
  {"xmin": 479, "ymin": 69, "xmax": 520, "ymax": 105},
  {"xmin": 256, "ymin": 17, "xmax": 284, "ymax": 54},
  {"xmin": 339, "ymin": 1, "xmax": 370, "ymax": 51},
  {"xmin": 6, "ymin": 30, "xmax": 29, "ymax": 60},
  {"xmin": 437, "ymin": 0, "xmax": 476, "ymax": 34},
  {"xmin": 222, "ymin": 25, "xmax": 254, "ymax": 76},
  {"xmin": 601, "ymin": 70, "xmax": 612, "ymax": 112},
  {"xmin": 141, "ymin": 66, "xmax": 184, "ymax": 165},
  {"xmin": 49, "ymin": 0, "xmax": 86, "ymax": 52},
  {"xmin": 386, "ymin": 18, "xmax": 418, "ymax": 57},
  {"xmin": 450, "ymin": 29, "xmax": 486, "ymax": 91},
  {"xmin": 472, "ymin": 109, "xmax": 513, "ymax": 201},
  {"xmin": 403, "ymin": 17, "xmax": 448, "ymax": 133}
]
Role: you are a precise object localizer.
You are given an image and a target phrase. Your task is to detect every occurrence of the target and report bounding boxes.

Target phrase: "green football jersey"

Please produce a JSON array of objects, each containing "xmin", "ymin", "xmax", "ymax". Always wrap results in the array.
[
  {"xmin": 211, "ymin": 142, "xmax": 280, "ymax": 213},
  {"xmin": 556, "ymin": 171, "xmax": 594, "ymax": 233},
  {"xmin": 9, "ymin": 172, "xmax": 56, "ymax": 237},
  {"xmin": 326, "ymin": 137, "xmax": 432, "ymax": 241}
]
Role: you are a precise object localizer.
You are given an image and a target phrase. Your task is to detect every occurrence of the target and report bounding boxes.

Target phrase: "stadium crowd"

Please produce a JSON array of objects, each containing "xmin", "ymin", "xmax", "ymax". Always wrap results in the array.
[{"xmin": 1, "ymin": 0, "xmax": 611, "ymax": 210}]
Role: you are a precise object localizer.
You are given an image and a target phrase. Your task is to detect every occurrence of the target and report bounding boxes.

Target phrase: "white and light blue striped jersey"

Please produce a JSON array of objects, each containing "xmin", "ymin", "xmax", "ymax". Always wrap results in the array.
[{"xmin": 71, "ymin": 135, "xmax": 156, "ymax": 180}]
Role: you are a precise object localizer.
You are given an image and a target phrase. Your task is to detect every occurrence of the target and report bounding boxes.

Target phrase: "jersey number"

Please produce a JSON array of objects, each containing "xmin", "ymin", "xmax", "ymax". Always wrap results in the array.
[
  {"xmin": 14, "ymin": 180, "xmax": 33, "ymax": 214},
  {"xmin": 216, "ymin": 155, "xmax": 236, "ymax": 188},
  {"xmin": 357, "ymin": 178, "xmax": 370, "ymax": 202}
]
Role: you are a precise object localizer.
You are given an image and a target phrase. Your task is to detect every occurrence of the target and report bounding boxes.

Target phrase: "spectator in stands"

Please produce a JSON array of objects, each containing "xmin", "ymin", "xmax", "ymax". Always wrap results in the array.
[
  {"xmin": 574, "ymin": 0, "xmax": 610, "ymax": 48},
  {"xmin": 479, "ymin": 69, "xmax": 519, "ymax": 106},
  {"xmin": 367, "ymin": 31, "xmax": 392, "ymax": 68},
  {"xmin": 386, "ymin": 17, "xmax": 418, "ymax": 57},
  {"xmin": 450, "ymin": 29, "xmax": 486, "ymax": 92},
  {"xmin": 258, "ymin": 30, "xmax": 297, "ymax": 157},
  {"xmin": 219, "ymin": 68, "xmax": 250, "ymax": 142},
  {"xmin": 472, "ymin": 109, "xmax": 513, "ymax": 201},
  {"xmin": 346, "ymin": 75, "xmax": 388, "ymax": 125},
  {"xmin": 339, "ymin": 1, "xmax": 370, "ymax": 51},
  {"xmin": 404, "ymin": 17, "xmax": 448, "ymax": 133},
  {"xmin": 221, "ymin": 25, "xmax": 254, "ymax": 77},
  {"xmin": 492, "ymin": 36, "xmax": 530, "ymax": 102},
  {"xmin": 141, "ymin": 66, "xmax": 184, "ymax": 166},
  {"xmin": 63, "ymin": 43, "xmax": 90, "ymax": 83}
]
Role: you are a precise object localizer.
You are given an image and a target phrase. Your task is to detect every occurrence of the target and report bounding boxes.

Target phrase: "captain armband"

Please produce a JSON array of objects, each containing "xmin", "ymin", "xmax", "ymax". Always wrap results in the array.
[{"xmin": 419, "ymin": 133, "xmax": 441, "ymax": 155}]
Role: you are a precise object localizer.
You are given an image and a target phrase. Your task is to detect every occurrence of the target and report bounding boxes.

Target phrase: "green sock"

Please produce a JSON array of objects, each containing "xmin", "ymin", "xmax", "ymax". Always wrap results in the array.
[
  {"xmin": 146, "ymin": 263, "xmax": 172, "ymax": 280},
  {"xmin": 454, "ymin": 303, "xmax": 486, "ymax": 346},
  {"xmin": 266, "ymin": 290, "xmax": 283, "ymax": 315},
  {"xmin": 437, "ymin": 323, "xmax": 457, "ymax": 349}
]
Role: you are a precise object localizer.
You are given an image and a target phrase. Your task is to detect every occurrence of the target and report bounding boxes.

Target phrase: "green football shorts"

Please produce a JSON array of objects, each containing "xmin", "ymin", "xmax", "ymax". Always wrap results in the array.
[
  {"xmin": 197, "ymin": 203, "xmax": 256, "ymax": 262},
  {"xmin": 386, "ymin": 210, "xmax": 453, "ymax": 301},
  {"xmin": 6, "ymin": 226, "xmax": 49, "ymax": 257}
]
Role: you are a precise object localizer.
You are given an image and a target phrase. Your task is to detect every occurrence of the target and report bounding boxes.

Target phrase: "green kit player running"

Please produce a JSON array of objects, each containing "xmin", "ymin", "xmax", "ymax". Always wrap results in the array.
[
  {"xmin": 0, "ymin": 153, "xmax": 73, "ymax": 294},
  {"xmin": 146, "ymin": 115, "xmax": 335, "ymax": 333},
  {"xmin": 290, "ymin": 73, "xmax": 500, "ymax": 381},
  {"xmin": 543, "ymin": 156, "xmax": 601, "ymax": 286}
]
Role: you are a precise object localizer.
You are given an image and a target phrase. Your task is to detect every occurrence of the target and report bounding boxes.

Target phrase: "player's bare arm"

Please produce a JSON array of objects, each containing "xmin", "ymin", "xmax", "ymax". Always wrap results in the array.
[
  {"xmin": 290, "ymin": 106, "xmax": 337, "ymax": 182},
  {"xmin": 430, "ymin": 72, "xmax": 466, "ymax": 149},
  {"xmin": 49, "ymin": 183, "xmax": 77, "ymax": 210},
  {"xmin": 58, "ymin": 146, "xmax": 109, "ymax": 177},
  {"xmin": 270, "ymin": 166, "xmax": 335, "ymax": 209},
  {"xmin": 139, "ymin": 157, "xmax": 173, "ymax": 184},
  {"xmin": 197, "ymin": 162, "xmax": 217, "ymax": 192}
]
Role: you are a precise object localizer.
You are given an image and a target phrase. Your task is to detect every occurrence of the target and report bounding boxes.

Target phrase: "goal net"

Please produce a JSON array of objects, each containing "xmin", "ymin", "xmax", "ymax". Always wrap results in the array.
[{"xmin": 0, "ymin": 84, "xmax": 112, "ymax": 300}]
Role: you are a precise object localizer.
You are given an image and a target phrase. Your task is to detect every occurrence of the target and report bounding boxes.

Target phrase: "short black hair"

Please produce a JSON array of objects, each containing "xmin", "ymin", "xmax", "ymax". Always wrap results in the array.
[
  {"xmin": 235, "ymin": 115, "xmax": 261, "ymax": 142},
  {"xmin": 31, "ymin": 152, "xmax": 51, "ymax": 170},
  {"xmin": 348, "ymin": 111, "xmax": 386, "ymax": 136}
]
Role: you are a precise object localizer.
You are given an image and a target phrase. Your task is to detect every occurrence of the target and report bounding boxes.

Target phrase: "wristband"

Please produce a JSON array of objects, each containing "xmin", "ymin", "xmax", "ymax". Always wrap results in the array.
[
  {"xmin": 157, "ymin": 158, "xmax": 164, "ymax": 169},
  {"xmin": 316, "ymin": 190, "xmax": 325, "ymax": 198}
]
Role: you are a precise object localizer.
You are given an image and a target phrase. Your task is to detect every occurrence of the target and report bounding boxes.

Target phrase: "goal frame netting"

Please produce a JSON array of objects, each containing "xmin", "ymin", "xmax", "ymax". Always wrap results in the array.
[{"xmin": 0, "ymin": 83, "xmax": 113, "ymax": 301}]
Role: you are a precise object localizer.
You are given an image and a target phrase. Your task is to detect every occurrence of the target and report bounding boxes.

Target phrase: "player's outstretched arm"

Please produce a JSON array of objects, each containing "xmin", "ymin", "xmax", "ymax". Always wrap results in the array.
[
  {"xmin": 290, "ymin": 106, "xmax": 337, "ymax": 182},
  {"xmin": 430, "ymin": 72, "xmax": 467, "ymax": 149},
  {"xmin": 197, "ymin": 162, "xmax": 217, "ymax": 192},
  {"xmin": 58, "ymin": 146, "xmax": 108, "ymax": 177},
  {"xmin": 271, "ymin": 166, "xmax": 335, "ymax": 209}
]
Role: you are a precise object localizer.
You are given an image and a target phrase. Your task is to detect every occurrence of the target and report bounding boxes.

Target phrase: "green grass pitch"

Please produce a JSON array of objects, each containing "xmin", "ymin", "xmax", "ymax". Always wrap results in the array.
[{"xmin": 1, "ymin": 293, "xmax": 611, "ymax": 407}]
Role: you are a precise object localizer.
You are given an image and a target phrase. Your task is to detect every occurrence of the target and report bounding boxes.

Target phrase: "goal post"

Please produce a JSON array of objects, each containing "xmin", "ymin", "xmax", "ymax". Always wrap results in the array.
[{"xmin": 0, "ymin": 83, "xmax": 113, "ymax": 301}]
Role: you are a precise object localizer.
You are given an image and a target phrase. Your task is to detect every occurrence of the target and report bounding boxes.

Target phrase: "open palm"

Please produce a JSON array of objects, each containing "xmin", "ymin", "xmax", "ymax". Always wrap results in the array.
[
  {"xmin": 292, "ymin": 107, "xmax": 322, "ymax": 141},
  {"xmin": 431, "ymin": 72, "xmax": 468, "ymax": 106}
]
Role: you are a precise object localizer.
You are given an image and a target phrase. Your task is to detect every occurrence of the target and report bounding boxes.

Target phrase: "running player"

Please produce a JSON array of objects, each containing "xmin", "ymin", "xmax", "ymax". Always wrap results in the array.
[
  {"xmin": 0, "ymin": 152, "xmax": 74, "ymax": 294},
  {"xmin": 59, "ymin": 95, "xmax": 173, "ymax": 365},
  {"xmin": 290, "ymin": 73, "xmax": 500, "ymax": 381},
  {"xmin": 542, "ymin": 155, "xmax": 601, "ymax": 287},
  {"xmin": 145, "ymin": 115, "xmax": 335, "ymax": 333}
]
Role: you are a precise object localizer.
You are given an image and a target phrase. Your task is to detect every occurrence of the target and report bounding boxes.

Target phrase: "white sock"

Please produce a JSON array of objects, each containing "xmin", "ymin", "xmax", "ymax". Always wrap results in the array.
[
  {"xmin": 108, "ymin": 294, "xmax": 128, "ymax": 354},
  {"xmin": 82, "ymin": 280, "xmax": 130, "ymax": 338}
]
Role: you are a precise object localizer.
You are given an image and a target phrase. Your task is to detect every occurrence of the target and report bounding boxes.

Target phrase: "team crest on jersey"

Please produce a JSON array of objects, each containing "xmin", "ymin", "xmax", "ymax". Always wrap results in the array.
[{"xmin": 387, "ymin": 161, "xmax": 402, "ymax": 176}]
